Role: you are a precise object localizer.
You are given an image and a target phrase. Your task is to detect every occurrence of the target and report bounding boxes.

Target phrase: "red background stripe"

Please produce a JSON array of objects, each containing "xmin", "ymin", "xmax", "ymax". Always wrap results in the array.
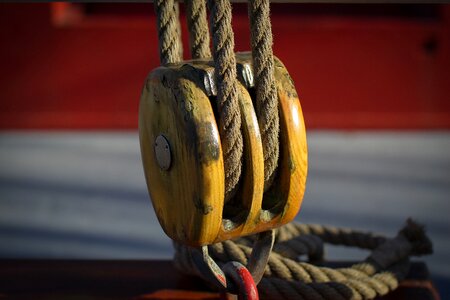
[{"xmin": 0, "ymin": 3, "xmax": 449, "ymax": 130}]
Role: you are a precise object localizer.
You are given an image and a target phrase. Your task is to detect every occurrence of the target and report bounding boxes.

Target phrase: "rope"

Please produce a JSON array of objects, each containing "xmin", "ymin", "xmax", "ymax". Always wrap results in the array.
[
  {"xmin": 154, "ymin": 0, "xmax": 183, "ymax": 65},
  {"xmin": 275, "ymin": 223, "xmax": 388, "ymax": 251},
  {"xmin": 186, "ymin": 0, "xmax": 212, "ymax": 59},
  {"xmin": 174, "ymin": 219, "xmax": 433, "ymax": 300},
  {"xmin": 248, "ymin": 0, "xmax": 280, "ymax": 190},
  {"xmin": 208, "ymin": 0, "xmax": 243, "ymax": 202}
]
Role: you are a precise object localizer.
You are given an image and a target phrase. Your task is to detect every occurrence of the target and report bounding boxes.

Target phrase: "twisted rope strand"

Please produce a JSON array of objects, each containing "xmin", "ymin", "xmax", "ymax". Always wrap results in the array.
[
  {"xmin": 186, "ymin": 0, "xmax": 212, "ymax": 59},
  {"xmin": 154, "ymin": 0, "xmax": 183, "ymax": 65},
  {"xmin": 208, "ymin": 0, "xmax": 243, "ymax": 202},
  {"xmin": 249, "ymin": 0, "xmax": 280, "ymax": 190},
  {"xmin": 275, "ymin": 223, "xmax": 388, "ymax": 250}
]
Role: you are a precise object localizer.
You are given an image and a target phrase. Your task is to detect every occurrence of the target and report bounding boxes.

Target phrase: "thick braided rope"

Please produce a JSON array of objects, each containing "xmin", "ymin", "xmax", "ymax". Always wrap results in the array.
[
  {"xmin": 208, "ymin": 0, "xmax": 243, "ymax": 202},
  {"xmin": 275, "ymin": 223, "xmax": 388, "ymax": 250},
  {"xmin": 257, "ymin": 257, "xmax": 411, "ymax": 300},
  {"xmin": 154, "ymin": 0, "xmax": 183, "ymax": 65},
  {"xmin": 232, "ymin": 223, "xmax": 388, "ymax": 267},
  {"xmin": 186, "ymin": 0, "xmax": 212, "ymax": 59},
  {"xmin": 175, "ymin": 237, "xmax": 401, "ymax": 299},
  {"xmin": 248, "ymin": 0, "xmax": 280, "ymax": 190},
  {"xmin": 173, "ymin": 220, "xmax": 433, "ymax": 300},
  {"xmin": 177, "ymin": 242, "xmax": 406, "ymax": 300}
]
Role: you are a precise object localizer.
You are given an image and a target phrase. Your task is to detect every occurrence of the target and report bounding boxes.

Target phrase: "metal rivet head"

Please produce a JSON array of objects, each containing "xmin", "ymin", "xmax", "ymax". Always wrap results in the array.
[{"xmin": 154, "ymin": 135, "xmax": 171, "ymax": 171}]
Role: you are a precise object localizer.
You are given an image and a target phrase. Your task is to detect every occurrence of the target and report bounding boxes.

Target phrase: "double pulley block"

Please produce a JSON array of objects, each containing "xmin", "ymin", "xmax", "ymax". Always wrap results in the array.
[{"xmin": 139, "ymin": 52, "xmax": 308, "ymax": 246}]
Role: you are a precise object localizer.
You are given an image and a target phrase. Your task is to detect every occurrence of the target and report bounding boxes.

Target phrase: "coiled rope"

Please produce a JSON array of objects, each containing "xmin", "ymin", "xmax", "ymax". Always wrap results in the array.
[{"xmin": 174, "ymin": 219, "xmax": 433, "ymax": 300}]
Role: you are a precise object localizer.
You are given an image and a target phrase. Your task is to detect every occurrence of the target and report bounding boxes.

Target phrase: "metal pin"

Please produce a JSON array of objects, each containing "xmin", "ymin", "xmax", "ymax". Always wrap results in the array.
[{"xmin": 154, "ymin": 135, "xmax": 171, "ymax": 171}]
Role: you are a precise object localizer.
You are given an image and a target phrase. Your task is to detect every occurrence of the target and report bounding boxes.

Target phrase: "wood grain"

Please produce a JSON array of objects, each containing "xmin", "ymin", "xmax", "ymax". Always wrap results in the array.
[
  {"xmin": 139, "ymin": 67, "xmax": 224, "ymax": 246},
  {"xmin": 263, "ymin": 55, "xmax": 309, "ymax": 226}
]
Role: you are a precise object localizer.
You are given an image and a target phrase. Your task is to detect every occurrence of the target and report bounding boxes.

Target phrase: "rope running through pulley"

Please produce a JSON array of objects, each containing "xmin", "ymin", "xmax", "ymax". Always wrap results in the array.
[{"xmin": 151, "ymin": 1, "xmax": 434, "ymax": 299}]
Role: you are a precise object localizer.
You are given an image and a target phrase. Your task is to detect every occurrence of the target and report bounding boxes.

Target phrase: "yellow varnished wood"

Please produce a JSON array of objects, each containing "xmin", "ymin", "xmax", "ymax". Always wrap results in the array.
[
  {"xmin": 139, "ymin": 54, "xmax": 307, "ymax": 245},
  {"xmin": 139, "ymin": 66, "xmax": 224, "ymax": 246},
  {"xmin": 177, "ymin": 61, "xmax": 265, "ymax": 243},
  {"xmin": 263, "ymin": 56, "xmax": 308, "ymax": 226},
  {"xmin": 235, "ymin": 52, "xmax": 308, "ymax": 232}
]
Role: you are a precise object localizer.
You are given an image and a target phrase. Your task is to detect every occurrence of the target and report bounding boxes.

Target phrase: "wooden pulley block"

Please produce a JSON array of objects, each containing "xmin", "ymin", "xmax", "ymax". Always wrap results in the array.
[{"xmin": 139, "ymin": 54, "xmax": 307, "ymax": 246}]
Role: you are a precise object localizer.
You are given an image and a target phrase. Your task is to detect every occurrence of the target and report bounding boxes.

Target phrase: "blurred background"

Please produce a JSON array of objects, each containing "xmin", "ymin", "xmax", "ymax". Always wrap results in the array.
[{"xmin": 0, "ymin": 2, "xmax": 449, "ymax": 297}]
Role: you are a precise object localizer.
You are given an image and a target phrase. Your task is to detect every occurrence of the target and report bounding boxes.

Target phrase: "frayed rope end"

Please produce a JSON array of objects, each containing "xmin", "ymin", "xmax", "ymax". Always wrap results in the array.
[{"xmin": 399, "ymin": 218, "xmax": 433, "ymax": 256}]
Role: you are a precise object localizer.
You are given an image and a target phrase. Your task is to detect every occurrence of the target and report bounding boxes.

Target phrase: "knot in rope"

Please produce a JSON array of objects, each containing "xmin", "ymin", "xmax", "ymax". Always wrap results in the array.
[{"xmin": 366, "ymin": 219, "xmax": 433, "ymax": 272}]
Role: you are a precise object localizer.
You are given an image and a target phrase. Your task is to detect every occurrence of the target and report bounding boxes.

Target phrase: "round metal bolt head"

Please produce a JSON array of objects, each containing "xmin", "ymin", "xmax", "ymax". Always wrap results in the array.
[{"xmin": 154, "ymin": 135, "xmax": 171, "ymax": 171}]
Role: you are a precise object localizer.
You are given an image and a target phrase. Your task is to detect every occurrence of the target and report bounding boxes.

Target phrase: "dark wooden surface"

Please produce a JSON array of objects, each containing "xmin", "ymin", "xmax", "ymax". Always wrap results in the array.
[{"xmin": 0, "ymin": 260, "xmax": 440, "ymax": 300}]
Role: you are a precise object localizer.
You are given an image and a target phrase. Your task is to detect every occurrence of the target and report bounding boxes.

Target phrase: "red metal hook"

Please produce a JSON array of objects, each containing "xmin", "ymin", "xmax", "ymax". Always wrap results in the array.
[
  {"xmin": 190, "ymin": 230, "xmax": 274, "ymax": 300},
  {"xmin": 222, "ymin": 262, "xmax": 259, "ymax": 300}
]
